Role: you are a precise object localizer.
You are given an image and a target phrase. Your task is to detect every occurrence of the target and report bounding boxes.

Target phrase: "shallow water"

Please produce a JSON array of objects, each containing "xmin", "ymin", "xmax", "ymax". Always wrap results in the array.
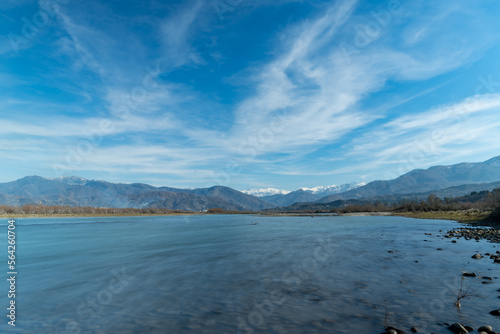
[{"xmin": 0, "ymin": 215, "xmax": 498, "ymax": 333}]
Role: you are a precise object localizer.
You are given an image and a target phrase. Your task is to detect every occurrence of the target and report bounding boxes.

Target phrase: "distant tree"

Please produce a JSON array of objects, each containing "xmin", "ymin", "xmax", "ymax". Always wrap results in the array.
[
  {"xmin": 427, "ymin": 194, "xmax": 443, "ymax": 211},
  {"xmin": 207, "ymin": 208, "xmax": 226, "ymax": 214}
]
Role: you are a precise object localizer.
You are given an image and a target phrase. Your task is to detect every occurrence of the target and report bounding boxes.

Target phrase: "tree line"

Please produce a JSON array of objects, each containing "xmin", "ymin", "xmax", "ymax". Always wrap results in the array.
[
  {"xmin": 0, "ymin": 205, "xmax": 188, "ymax": 216},
  {"xmin": 337, "ymin": 188, "xmax": 500, "ymax": 213}
]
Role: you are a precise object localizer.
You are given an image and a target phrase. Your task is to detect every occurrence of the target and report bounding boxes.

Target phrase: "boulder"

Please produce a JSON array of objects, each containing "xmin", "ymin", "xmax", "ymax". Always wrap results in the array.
[
  {"xmin": 448, "ymin": 322, "xmax": 468, "ymax": 334},
  {"xmin": 488, "ymin": 206, "xmax": 500, "ymax": 223},
  {"xmin": 385, "ymin": 326, "xmax": 405, "ymax": 334}
]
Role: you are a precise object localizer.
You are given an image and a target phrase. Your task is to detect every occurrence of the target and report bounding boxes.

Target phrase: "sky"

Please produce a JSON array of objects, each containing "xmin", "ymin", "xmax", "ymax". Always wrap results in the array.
[{"xmin": 1, "ymin": 0, "xmax": 500, "ymax": 191}]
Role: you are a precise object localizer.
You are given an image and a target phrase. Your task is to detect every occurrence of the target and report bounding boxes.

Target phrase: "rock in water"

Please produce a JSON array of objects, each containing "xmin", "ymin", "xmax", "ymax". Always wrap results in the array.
[
  {"xmin": 385, "ymin": 326, "xmax": 406, "ymax": 334},
  {"xmin": 448, "ymin": 322, "xmax": 469, "ymax": 334},
  {"xmin": 477, "ymin": 326, "xmax": 492, "ymax": 332},
  {"xmin": 490, "ymin": 309, "xmax": 500, "ymax": 316},
  {"xmin": 471, "ymin": 253, "xmax": 482, "ymax": 259}
]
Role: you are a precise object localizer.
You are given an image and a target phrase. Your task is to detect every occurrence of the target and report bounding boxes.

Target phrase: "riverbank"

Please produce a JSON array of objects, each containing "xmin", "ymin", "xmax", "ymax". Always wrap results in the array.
[
  {"xmin": 392, "ymin": 210, "xmax": 491, "ymax": 222},
  {"xmin": 0, "ymin": 209, "xmax": 494, "ymax": 222},
  {"xmin": 0, "ymin": 212, "xmax": 201, "ymax": 219}
]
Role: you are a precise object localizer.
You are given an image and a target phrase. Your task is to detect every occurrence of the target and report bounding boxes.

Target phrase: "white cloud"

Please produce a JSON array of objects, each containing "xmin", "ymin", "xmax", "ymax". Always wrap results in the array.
[
  {"xmin": 53, "ymin": 9, "xmax": 109, "ymax": 78},
  {"xmin": 165, "ymin": 0, "xmax": 500, "ymax": 168},
  {"xmin": 344, "ymin": 94, "xmax": 500, "ymax": 177},
  {"xmin": 160, "ymin": 0, "xmax": 205, "ymax": 68},
  {"xmin": 386, "ymin": 94, "xmax": 500, "ymax": 131},
  {"xmin": 0, "ymin": 114, "xmax": 178, "ymax": 137}
]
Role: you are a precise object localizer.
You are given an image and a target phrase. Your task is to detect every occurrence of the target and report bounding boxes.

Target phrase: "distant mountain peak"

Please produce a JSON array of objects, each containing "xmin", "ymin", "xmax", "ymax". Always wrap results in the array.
[
  {"xmin": 314, "ymin": 154, "xmax": 500, "ymax": 204},
  {"xmin": 299, "ymin": 182, "xmax": 366, "ymax": 194},
  {"xmin": 49, "ymin": 176, "xmax": 91, "ymax": 185},
  {"xmin": 485, "ymin": 155, "xmax": 500, "ymax": 165},
  {"xmin": 243, "ymin": 182, "xmax": 366, "ymax": 198},
  {"xmin": 242, "ymin": 188, "xmax": 292, "ymax": 197}
]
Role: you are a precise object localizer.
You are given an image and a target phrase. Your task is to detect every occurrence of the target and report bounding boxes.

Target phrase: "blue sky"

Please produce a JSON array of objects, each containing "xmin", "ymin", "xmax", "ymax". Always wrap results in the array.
[{"xmin": 1, "ymin": 0, "xmax": 500, "ymax": 191}]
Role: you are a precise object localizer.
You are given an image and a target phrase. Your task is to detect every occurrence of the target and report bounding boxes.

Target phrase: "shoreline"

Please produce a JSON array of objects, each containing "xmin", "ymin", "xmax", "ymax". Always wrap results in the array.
[
  {"xmin": 0, "ymin": 212, "xmax": 202, "ymax": 219},
  {"xmin": 0, "ymin": 209, "xmax": 494, "ymax": 222}
]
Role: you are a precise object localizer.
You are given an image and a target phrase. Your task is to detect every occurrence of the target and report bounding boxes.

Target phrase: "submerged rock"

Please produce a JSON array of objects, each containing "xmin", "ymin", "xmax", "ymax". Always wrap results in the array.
[
  {"xmin": 448, "ymin": 322, "xmax": 469, "ymax": 334},
  {"xmin": 385, "ymin": 326, "xmax": 406, "ymax": 334}
]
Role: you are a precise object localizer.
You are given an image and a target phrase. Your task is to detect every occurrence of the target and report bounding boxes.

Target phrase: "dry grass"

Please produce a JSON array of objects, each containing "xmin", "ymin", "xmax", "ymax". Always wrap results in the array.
[{"xmin": 393, "ymin": 210, "xmax": 491, "ymax": 222}]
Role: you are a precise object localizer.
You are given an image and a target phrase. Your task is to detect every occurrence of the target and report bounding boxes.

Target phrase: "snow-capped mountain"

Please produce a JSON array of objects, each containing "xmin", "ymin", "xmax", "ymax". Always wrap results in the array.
[
  {"xmin": 299, "ymin": 182, "xmax": 366, "ymax": 195},
  {"xmin": 49, "ymin": 176, "xmax": 92, "ymax": 185},
  {"xmin": 242, "ymin": 182, "xmax": 367, "ymax": 206},
  {"xmin": 243, "ymin": 182, "xmax": 366, "ymax": 198},
  {"xmin": 242, "ymin": 188, "xmax": 292, "ymax": 197}
]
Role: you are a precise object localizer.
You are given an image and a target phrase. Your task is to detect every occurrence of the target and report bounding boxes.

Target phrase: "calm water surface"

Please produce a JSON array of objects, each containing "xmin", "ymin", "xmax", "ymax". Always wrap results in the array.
[{"xmin": 0, "ymin": 215, "xmax": 498, "ymax": 333}]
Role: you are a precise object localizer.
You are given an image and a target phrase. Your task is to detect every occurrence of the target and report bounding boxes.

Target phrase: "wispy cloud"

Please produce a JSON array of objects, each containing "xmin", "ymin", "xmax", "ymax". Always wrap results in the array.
[
  {"xmin": 344, "ymin": 94, "xmax": 500, "ymax": 178},
  {"xmin": 1, "ymin": 0, "xmax": 500, "ymax": 189},
  {"xmin": 0, "ymin": 113, "xmax": 178, "ymax": 137},
  {"xmin": 189, "ymin": 0, "xmax": 489, "ymax": 159},
  {"xmin": 159, "ymin": 0, "xmax": 205, "ymax": 68}
]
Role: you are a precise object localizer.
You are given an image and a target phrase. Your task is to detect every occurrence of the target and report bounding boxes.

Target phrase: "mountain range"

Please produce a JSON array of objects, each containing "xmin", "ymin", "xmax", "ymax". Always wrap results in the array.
[
  {"xmin": 243, "ymin": 182, "xmax": 366, "ymax": 206},
  {"xmin": 242, "ymin": 182, "xmax": 366, "ymax": 197},
  {"xmin": 315, "ymin": 155, "xmax": 500, "ymax": 203},
  {"xmin": 0, "ymin": 155, "xmax": 499, "ymax": 211},
  {"xmin": 0, "ymin": 176, "xmax": 273, "ymax": 211},
  {"xmin": 271, "ymin": 180, "xmax": 500, "ymax": 212}
]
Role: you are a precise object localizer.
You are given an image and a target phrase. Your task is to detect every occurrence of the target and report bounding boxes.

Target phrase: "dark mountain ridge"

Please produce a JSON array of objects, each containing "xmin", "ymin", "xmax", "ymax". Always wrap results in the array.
[
  {"xmin": 1, "ymin": 155, "xmax": 499, "ymax": 212},
  {"xmin": 0, "ymin": 176, "xmax": 273, "ymax": 211},
  {"xmin": 316, "ymin": 155, "xmax": 500, "ymax": 203}
]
